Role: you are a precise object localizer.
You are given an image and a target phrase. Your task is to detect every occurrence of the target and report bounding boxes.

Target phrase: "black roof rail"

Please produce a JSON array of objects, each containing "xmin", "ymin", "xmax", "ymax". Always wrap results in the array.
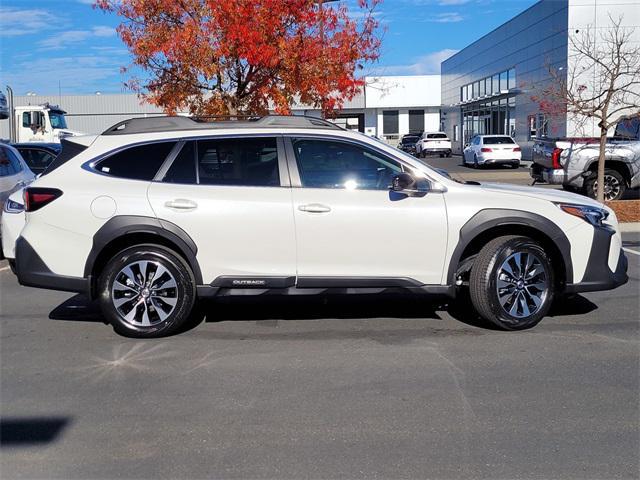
[{"xmin": 102, "ymin": 115, "xmax": 343, "ymax": 135}]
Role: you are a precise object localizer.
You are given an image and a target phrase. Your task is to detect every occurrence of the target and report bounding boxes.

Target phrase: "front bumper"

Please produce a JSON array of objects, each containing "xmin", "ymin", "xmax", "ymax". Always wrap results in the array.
[
  {"xmin": 15, "ymin": 237, "xmax": 90, "ymax": 294},
  {"xmin": 565, "ymin": 227, "xmax": 628, "ymax": 293}
]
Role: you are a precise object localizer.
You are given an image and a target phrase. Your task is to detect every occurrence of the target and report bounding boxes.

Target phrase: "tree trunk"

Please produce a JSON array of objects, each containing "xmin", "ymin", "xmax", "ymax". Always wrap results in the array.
[{"xmin": 596, "ymin": 125, "xmax": 608, "ymax": 203}]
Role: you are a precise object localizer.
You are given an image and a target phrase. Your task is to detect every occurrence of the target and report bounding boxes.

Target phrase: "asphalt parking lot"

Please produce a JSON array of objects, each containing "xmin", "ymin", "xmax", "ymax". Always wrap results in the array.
[{"xmin": 1, "ymin": 232, "xmax": 638, "ymax": 479}]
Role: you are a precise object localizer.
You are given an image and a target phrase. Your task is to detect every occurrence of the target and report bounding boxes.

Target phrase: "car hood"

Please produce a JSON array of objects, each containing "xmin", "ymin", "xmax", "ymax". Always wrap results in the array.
[{"xmin": 479, "ymin": 182, "xmax": 604, "ymax": 208}]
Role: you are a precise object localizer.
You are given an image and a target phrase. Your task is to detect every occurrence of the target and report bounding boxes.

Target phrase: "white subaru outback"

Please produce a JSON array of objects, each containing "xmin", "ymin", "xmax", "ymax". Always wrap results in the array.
[{"xmin": 9, "ymin": 116, "xmax": 628, "ymax": 338}]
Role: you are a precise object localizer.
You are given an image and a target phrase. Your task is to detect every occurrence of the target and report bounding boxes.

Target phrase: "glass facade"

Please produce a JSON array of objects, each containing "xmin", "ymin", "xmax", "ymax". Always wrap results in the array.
[
  {"xmin": 460, "ymin": 68, "xmax": 516, "ymax": 103},
  {"xmin": 461, "ymin": 95, "xmax": 516, "ymax": 144}
]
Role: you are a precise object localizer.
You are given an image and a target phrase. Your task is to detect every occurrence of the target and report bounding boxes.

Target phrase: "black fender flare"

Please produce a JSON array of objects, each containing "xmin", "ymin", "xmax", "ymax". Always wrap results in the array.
[
  {"xmin": 446, "ymin": 209, "xmax": 573, "ymax": 285},
  {"xmin": 83, "ymin": 215, "xmax": 203, "ymax": 284}
]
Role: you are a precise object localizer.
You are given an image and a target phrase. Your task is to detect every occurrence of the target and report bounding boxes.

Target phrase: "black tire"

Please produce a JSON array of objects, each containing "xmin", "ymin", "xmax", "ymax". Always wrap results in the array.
[
  {"xmin": 97, "ymin": 244, "xmax": 197, "ymax": 338},
  {"xmin": 439, "ymin": 153, "xmax": 444, "ymax": 158},
  {"xmin": 446, "ymin": 151, "xmax": 452, "ymax": 158},
  {"xmin": 469, "ymin": 235, "xmax": 555, "ymax": 330},
  {"xmin": 511, "ymin": 162, "xmax": 520, "ymax": 169},
  {"xmin": 583, "ymin": 168, "xmax": 626, "ymax": 201}
]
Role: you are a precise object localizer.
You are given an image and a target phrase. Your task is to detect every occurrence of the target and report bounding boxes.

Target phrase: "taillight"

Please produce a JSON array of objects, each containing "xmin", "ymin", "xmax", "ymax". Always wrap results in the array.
[
  {"xmin": 551, "ymin": 148, "xmax": 563, "ymax": 169},
  {"xmin": 481, "ymin": 147, "xmax": 492, "ymax": 152},
  {"xmin": 24, "ymin": 188, "xmax": 63, "ymax": 212},
  {"xmin": 513, "ymin": 147, "xmax": 521, "ymax": 152}
]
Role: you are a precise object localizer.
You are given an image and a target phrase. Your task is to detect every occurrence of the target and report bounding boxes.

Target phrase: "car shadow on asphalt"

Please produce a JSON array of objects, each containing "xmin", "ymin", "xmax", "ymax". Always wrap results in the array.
[
  {"xmin": 0, "ymin": 417, "xmax": 71, "ymax": 447},
  {"xmin": 48, "ymin": 292, "xmax": 598, "ymax": 333}
]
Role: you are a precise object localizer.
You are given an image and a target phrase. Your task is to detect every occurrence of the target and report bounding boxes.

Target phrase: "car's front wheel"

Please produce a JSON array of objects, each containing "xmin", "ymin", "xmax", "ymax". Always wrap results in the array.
[
  {"xmin": 469, "ymin": 236, "xmax": 555, "ymax": 330},
  {"xmin": 97, "ymin": 245, "xmax": 197, "ymax": 338}
]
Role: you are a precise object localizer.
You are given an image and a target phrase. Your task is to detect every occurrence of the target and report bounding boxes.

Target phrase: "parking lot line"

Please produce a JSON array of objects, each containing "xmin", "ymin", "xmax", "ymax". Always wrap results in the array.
[{"xmin": 623, "ymin": 248, "xmax": 640, "ymax": 257}]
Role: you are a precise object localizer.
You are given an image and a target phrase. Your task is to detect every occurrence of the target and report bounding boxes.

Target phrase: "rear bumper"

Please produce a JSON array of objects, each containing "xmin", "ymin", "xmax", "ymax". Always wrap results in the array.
[
  {"xmin": 421, "ymin": 148, "xmax": 451, "ymax": 155},
  {"xmin": 15, "ymin": 237, "xmax": 90, "ymax": 294},
  {"xmin": 530, "ymin": 163, "xmax": 585, "ymax": 188},
  {"xmin": 565, "ymin": 227, "xmax": 628, "ymax": 293},
  {"xmin": 480, "ymin": 158, "xmax": 520, "ymax": 165}
]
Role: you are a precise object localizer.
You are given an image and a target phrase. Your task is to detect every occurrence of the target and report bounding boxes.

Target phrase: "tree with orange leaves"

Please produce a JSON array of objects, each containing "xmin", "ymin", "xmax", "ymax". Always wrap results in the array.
[{"xmin": 96, "ymin": 0, "xmax": 381, "ymax": 117}]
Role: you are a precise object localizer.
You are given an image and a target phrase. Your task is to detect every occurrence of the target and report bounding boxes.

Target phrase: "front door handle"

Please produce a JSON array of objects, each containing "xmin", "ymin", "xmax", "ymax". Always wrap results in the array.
[
  {"xmin": 298, "ymin": 203, "xmax": 331, "ymax": 213},
  {"xmin": 165, "ymin": 199, "xmax": 198, "ymax": 211}
]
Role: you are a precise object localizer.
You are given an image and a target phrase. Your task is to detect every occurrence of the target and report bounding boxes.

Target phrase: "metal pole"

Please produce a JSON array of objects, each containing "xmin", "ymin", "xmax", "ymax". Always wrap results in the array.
[{"xmin": 6, "ymin": 85, "xmax": 15, "ymax": 142}]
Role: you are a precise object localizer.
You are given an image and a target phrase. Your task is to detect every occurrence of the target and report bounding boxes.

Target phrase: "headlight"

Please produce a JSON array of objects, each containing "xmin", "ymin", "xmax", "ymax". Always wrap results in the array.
[
  {"xmin": 556, "ymin": 203, "xmax": 609, "ymax": 227},
  {"xmin": 3, "ymin": 198, "xmax": 24, "ymax": 214}
]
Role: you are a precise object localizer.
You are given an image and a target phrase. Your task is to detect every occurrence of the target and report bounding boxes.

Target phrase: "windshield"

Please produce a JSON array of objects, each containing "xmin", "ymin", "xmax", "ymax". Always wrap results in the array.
[
  {"xmin": 49, "ymin": 111, "xmax": 68, "ymax": 129},
  {"xmin": 483, "ymin": 136, "xmax": 515, "ymax": 145},
  {"xmin": 427, "ymin": 133, "xmax": 448, "ymax": 139},
  {"xmin": 401, "ymin": 136, "xmax": 419, "ymax": 144}
]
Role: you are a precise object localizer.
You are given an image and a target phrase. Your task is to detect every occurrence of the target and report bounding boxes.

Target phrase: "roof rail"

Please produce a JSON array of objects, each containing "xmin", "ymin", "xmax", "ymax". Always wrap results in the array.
[{"xmin": 102, "ymin": 115, "xmax": 343, "ymax": 135}]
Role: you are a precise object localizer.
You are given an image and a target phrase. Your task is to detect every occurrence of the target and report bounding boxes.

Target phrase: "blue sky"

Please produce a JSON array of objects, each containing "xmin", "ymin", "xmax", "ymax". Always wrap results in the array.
[{"xmin": 0, "ymin": 0, "xmax": 537, "ymax": 95}]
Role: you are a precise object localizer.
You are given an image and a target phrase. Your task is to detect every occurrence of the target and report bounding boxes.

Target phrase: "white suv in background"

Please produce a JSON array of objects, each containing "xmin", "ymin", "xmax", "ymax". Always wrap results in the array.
[
  {"xmin": 416, "ymin": 132, "xmax": 452, "ymax": 158},
  {"xmin": 463, "ymin": 134, "xmax": 522, "ymax": 168},
  {"xmin": 9, "ymin": 116, "xmax": 627, "ymax": 338}
]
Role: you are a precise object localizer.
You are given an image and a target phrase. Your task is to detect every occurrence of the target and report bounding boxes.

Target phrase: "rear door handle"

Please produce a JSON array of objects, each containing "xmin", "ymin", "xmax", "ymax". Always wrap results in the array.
[
  {"xmin": 165, "ymin": 199, "xmax": 198, "ymax": 211},
  {"xmin": 298, "ymin": 203, "xmax": 331, "ymax": 213}
]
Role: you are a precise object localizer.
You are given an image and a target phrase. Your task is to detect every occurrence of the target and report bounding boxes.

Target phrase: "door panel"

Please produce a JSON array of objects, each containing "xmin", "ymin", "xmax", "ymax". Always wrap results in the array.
[
  {"xmin": 292, "ymin": 188, "xmax": 448, "ymax": 284},
  {"xmin": 147, "ymin": 137, "xmax": 296, "ymax": 284},
  {"xmin": 287, "ymin": 137, "xmax": 448, "ymax": 285}
]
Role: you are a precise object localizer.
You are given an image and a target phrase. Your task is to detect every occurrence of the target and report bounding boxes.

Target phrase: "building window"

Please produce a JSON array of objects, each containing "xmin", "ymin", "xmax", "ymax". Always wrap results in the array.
[
  {"xmin": 528, "ymin": 114, "xmax": 548, "ymax": 140},
  {"xmin": 508, "ymin": 68, "xmax": 516, "ymax": 89},
  {"xmin": 409, "ymin": 110, "xmax": 425, "ymax": 133},
  {"xmin": 453, "ymin": 125, "xmax": 459, "ymax": 142},
  {"xmin": 493, "ymin": 74, "xmax": 500, "ymax": 94},
  {"xmin": 382, "ymin": 110, "xmax": 399, "ymax": 135},
  {"xmin": 500, "ymin": 71, "xmax": 508, "ymax": 91}
]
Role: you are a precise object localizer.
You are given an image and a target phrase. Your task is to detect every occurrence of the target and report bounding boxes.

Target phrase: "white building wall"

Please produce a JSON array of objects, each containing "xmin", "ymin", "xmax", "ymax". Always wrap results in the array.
[{"xmin": 566, "ymin": 0, "xmax": 640, "ymax": 136}]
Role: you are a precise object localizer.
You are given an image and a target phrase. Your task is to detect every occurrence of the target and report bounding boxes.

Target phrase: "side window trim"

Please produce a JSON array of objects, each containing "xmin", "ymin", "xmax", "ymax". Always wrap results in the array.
[{"xmin": 153, "ymin": 141, "xmax": 186, "ymax": 181}]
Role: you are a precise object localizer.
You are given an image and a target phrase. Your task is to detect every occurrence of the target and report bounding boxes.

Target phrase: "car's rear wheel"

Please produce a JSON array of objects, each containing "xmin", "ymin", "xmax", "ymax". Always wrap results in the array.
[
  {"xmin": 584, "ymin": 169, "xmax": 626, "ymax": 201},
  {"xmin": 97, "ymin": 245, "xmax": 197, "ymax": 338},
  {"xmin": 469, "ymin": 236, "xmax": 555, "ymax": 330}
]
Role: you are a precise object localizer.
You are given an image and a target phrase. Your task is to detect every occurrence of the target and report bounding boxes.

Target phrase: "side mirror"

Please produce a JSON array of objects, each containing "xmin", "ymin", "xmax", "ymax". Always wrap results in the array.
[
  {"xmin": 464, "ymin": 143, "xmax": 470, "ymax": 148},
  {"xmin": 391, "ymin": 173, "xmax": 429, "ymax": 197}
]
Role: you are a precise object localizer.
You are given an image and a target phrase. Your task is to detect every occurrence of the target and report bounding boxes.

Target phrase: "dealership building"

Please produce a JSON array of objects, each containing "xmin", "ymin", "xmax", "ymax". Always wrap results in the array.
[{"xmin": 440, "ymin": 0, "xmax": 640, "ymax": 158}]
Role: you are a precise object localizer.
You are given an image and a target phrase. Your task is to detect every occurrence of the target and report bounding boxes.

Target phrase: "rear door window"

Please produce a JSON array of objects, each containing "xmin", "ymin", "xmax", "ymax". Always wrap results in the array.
[
  {"xmin": 19, "ymin": 148, "xmax": 57, "ymax": 174},
  {"xmin": 96, "ymin": 141, "xmax": 177, "ymax": 181},
  {"xmin": 196, "ymin": 137, "xmax": 279, "ymax": 187}
]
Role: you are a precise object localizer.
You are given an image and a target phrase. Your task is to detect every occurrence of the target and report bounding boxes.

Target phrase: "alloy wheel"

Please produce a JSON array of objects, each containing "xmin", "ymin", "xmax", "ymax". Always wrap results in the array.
[
  {"xmin": 593, "ymin": 174, "xmax": 622, "ymax": 201},
  {"xmin": 496, "ymin": 252, "xmax": 548, "ymax": 319},
  {"xmin": 111, "ymin": 260, "xmax": 178, "ymax": 327}
]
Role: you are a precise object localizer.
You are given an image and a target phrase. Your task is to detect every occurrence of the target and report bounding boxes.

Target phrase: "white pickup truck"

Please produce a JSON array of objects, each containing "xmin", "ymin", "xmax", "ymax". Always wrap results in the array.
[{"xmin": 530, "ymin": 118, "xmax": 640, "ymax": 201}]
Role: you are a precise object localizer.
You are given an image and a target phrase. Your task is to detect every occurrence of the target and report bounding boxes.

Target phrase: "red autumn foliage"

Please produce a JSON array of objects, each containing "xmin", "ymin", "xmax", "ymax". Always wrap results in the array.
[{"xmin": 95, "ymin": 0, "xmax": 382, "ymax": 117}]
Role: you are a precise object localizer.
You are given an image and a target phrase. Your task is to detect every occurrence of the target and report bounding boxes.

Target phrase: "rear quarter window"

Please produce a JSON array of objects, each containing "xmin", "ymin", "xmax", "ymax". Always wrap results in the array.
[{"xmin": 96, "ymin": 141, "xmax": 177, "ymax": 181}]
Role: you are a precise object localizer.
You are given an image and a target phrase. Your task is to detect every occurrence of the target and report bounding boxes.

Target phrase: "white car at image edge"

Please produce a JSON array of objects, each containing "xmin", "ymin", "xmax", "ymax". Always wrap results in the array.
[{"xmin": 5, "ymin": 115, "xmax": 628, "ymax": 338}]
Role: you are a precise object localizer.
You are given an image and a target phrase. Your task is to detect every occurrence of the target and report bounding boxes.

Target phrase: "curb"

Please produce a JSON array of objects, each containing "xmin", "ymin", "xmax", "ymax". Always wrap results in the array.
[{"xmin": 619, "ymin": 222, "xmax": 640, "ymax": 233}]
